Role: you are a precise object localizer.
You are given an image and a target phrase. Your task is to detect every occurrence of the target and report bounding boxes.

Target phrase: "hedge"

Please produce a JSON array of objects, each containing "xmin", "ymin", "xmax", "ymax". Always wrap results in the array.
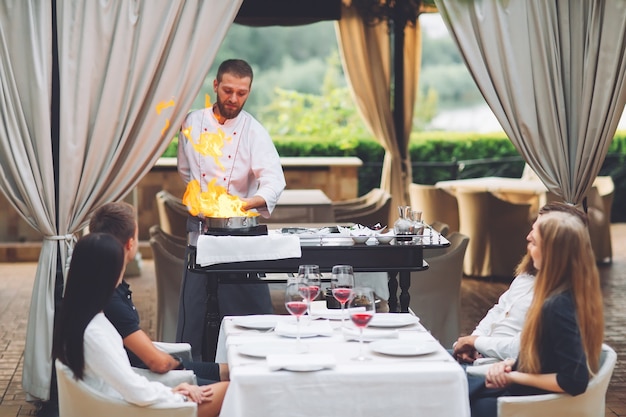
[{"xmin": 163, "ymin": 130, "xmax": 626, "ymax": 221}]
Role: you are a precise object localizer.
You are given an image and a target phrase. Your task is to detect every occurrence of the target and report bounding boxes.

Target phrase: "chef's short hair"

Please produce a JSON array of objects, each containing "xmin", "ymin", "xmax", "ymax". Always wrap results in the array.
[{"xmin": 217, "ymin": 59, "xmax": 253, "ymax": 84}]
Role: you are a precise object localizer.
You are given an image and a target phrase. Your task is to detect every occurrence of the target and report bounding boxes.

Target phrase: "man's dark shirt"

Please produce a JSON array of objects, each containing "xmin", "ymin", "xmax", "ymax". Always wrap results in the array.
[{"xmin": 103, "ymin": 280, "xmax": 144, "ymax": 367}]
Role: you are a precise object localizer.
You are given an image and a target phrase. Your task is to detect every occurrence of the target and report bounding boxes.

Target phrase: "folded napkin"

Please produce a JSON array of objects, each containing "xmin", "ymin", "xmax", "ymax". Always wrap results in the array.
[
  {"xmin": 195, "ymin": 234, "xmax": 301, "ymax": 266},
  {"xmin": 267, "ymin": 353, "xmax": 336, "ymax": 372},
  {"xmin": 275, "ymin": 320, "xmax": 334, "ymax": 338},
  {"xmin": 342, "ymin": 327, "xmax": 399, "ymax": 342}
]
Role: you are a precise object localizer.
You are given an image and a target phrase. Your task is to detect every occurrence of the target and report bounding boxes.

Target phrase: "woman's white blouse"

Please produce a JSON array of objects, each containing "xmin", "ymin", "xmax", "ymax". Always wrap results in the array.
[{"xmin": 82, "ymin": 313, "xmax": 185, "ymax": 406}]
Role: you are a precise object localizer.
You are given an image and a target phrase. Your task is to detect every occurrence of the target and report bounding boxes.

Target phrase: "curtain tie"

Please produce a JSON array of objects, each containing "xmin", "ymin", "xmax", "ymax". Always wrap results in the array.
[{"xmin": 44, "ymin": 234, "xmax": 77, "ymax": 252}]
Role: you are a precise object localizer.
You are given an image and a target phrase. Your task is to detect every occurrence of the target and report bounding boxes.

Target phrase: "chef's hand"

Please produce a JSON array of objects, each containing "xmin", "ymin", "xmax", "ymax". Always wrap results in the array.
[{"xmin": 241, "ymin": 195, "xmax": 266, "ymax": 211}]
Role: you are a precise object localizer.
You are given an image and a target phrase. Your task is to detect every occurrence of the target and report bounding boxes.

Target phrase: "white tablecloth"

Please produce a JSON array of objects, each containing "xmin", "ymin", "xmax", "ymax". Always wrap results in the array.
[{"xmin": 217, "ymin": 314, "xmax": 470, "ymax": 417}]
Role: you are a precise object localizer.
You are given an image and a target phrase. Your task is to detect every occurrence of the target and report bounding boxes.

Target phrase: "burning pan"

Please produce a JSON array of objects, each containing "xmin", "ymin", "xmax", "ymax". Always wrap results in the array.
[{"xmin": 203, "ymin": 215, "xmax": 259, "ymax": 230}]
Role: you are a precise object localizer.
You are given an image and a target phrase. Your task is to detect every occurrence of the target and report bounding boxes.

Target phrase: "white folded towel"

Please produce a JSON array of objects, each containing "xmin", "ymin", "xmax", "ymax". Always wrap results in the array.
[
  {"xmin": 267, "ymin": 353, "xmax": 336, "ymax": 371},
  {"xmin": 195, "ymin": 234, "xmax": 301, "ymax": 266}
]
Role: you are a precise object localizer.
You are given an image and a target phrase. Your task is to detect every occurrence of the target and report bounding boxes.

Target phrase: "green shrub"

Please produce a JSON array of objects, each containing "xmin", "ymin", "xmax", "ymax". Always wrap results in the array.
[{"xmin": 165, "ymin": 130, "xmax": 626, "ymax": 221}]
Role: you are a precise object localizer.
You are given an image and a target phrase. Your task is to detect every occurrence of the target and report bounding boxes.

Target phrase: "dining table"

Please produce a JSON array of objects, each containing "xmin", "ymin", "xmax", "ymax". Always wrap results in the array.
[
  {"xmin": 215, "ymin": 310, "xmax": 470, "ymax": 417},
  {"xmin": 189, "ymin": 225, "xmax": 450, "ymax": 360},
  {"xmin": 263, "ymin": 189, "xmax": 336, "ymax": 223},
  {"xmin": 435, "ymin": 176, "xmax": 549, "ymax": 217}
]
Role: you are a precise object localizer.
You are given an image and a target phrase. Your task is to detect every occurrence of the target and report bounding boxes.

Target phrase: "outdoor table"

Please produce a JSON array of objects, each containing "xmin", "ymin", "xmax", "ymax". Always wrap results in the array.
[
  {"xmin": 216, "ymin": 313, "xmax": 470, "ymax": 417},
  {"xmin": 436, "ymin": 176, "xmax": 548, "ymax": 216},
  {"xmin": 264, "ymin": 189, "xmax": 336, "ymax": 223}
]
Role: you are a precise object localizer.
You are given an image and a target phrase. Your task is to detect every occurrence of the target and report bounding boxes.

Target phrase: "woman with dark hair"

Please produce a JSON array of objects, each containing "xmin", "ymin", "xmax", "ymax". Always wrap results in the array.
[
  {"xmin": 52, "ymin": 233, "xmax": 227, "ymax": 417},
  {"xmin": 469, "ymin": 211, "xmax": 604, "ymax": 417}
]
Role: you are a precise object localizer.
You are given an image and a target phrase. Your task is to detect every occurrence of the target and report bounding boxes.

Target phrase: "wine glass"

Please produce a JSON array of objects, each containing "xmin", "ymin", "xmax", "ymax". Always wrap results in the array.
[
  {"xmin": 348, "ymin": 287, "xmax": 376, "ymax": 361},
  {"xmin": 297, "ymin": 264, "xmax": 321, "ymax": 318},
  {"xmin": 284, "ymin": 281, "xmax": 310, "ymax": 353},
  {"xmin": 331, "ymin": 265, "xmax": 355, "ymax": 327}
]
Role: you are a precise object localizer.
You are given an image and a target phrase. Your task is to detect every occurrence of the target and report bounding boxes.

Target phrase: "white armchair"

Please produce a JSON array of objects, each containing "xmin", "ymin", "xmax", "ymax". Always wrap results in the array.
[
  {"xmin": 55, "ymin": 360, "xmax": 197, "ymax": 417},
  {"xmin": 497, "ymin": 344, "xmax": 617, "ymax": 417}
]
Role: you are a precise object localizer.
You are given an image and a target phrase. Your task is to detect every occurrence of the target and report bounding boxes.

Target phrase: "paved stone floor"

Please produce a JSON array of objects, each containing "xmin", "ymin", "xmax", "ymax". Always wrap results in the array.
[{"xmin": 0, "ymin": 224, "xmax": 625, "ymax": 416}]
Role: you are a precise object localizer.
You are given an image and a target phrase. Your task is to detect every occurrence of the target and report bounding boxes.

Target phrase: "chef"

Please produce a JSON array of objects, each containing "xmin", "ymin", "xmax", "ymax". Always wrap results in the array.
[{"xmin": 177, "ymin": 59, "xmax": 286, "ymax": 360}]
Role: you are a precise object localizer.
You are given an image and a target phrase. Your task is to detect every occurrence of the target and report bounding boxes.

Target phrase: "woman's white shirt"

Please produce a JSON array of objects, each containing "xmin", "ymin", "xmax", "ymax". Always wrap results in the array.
[
  {"xmin": 83, "ymin": 313, "xmax": 185, "ymax": 406},
  {"xmin": 472, "ymin": 273, "xmax": 535, "ymax": 359}
]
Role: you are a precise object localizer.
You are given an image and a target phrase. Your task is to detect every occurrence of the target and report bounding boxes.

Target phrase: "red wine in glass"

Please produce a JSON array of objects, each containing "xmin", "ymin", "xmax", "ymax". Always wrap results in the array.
[
  {"xmin": 350, "ymin": 312, "xmax": 374, "ymax": 328},
  {"xmin": 332, "ymin": 288, "xmax": 352, "ymax": 305},
  {"xmin": 331, "ymin": 265, "xmax": 355, "ymax": 327},
  {"xmin": 347, "ymin": 287, "xmax": 375, "ymax": 361},
  {"xmin": 297, "ymin": 265, "xmax": 321, "ymax": 318},
  {"xmin": 306, "ymin": 285, "xmax": 321, "ymax": 302},
  {"xmin": 286, "ymin": 301, "xmax": 308, "ymax": 317},
  {"xmin": 285, "ymin": 282, "xmax": 309, "ymax": 352}
]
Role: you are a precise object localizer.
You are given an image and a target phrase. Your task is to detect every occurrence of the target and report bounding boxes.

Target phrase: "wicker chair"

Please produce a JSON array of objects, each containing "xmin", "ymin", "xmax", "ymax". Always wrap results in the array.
[
  {"xmin": 409, "ymin": 183, "xmax": 460, "ymax": 233},
  {"xmin": 457, "ymin": 190, "xmax": 532, "ymax": 278},
  {"xmin": 155, "ymin": 190, "xmax": 188, "ymax": 239},
  {"xmin": 333, "ymin": 188, "xmax": 392, "ymax": 227},
  {"xmin": 408, "ymin": 232, "xmax": 469, "ymax": 347},
  {"xmin": 149, "ymin": 225, "xmax": 186, "ymax": 342}
]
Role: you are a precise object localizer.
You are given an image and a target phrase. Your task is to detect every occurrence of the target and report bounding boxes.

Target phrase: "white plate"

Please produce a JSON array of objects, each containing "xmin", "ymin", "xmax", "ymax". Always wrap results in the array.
[
  {"xmin": 368, "ymin": 314, "xmax": 420, "ymax": 328},
  {"xmin": 237, "ymin": 343, "xmax": 295, "ymax": 358},
  {"xmin": 370, "ymin": 340, "xmax": 438, "ymax": 357},
  {"xmin": 274, "ymin": 321, "xmax": 333, "ymax": 338},
  {"xmin": 232, "ymin": 316, "xmax": 278, "ymax": 330},
  {"xmin": 342, "ymin": 328, "xmax": 399, "ymax": 342}
]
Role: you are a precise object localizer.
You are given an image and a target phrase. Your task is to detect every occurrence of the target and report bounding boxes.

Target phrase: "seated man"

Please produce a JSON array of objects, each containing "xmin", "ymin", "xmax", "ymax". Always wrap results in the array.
[
  {"xmin": 90, "ymin": 202, "xmax": 228, "ymax": 384},
  {"xmin": 453, "ymin": 201, "xmax": 588, "ymax": 365}
]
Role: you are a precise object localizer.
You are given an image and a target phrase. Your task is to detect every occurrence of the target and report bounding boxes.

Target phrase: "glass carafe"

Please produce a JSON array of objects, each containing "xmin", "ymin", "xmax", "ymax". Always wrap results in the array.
[
  {"xmin": 394, "ymin": 206, "xmax": 413, "ymax": 244},
  {"xmin": 409, "ymin": 209, "xmax": 424, "ymax": 243}
]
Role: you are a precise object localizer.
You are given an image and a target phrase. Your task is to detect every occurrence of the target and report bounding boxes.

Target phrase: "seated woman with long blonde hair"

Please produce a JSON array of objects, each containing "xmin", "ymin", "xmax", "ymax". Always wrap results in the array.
[
  {"xmin": 469, "ymin": 211, "xmax": 604, "ymax": 417},
  {"xmin": 52, "ymin": 233, "xmax": 228, "ymax": 417}
]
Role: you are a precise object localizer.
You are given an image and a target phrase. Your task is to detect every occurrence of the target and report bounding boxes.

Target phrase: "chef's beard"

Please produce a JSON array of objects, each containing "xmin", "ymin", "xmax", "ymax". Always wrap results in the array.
[{"xmin": 216, "ymin": 96, "xmax": 246, "ymax": 120}]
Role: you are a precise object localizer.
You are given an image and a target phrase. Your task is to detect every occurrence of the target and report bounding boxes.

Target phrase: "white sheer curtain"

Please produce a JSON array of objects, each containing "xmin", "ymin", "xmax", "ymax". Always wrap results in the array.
[
  {"xmin": 0, "ymin": 0, "xmax": 242, "ymax": 401},
  {"xmin": 335, "ymin": 1, "xmax": 422, "ymax": 223},
  {"xmin": 435, "ymin": 0, "xmax": 626, "ymax": 205}
]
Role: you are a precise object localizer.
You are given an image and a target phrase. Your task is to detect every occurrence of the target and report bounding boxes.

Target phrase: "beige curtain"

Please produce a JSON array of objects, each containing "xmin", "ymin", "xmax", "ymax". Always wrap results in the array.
[
  {"xmin": 335, "ymin": 1, "xmax": 422, "ymax": 224},
  {"xmin": 435, "ymin": 0, "xmax": 626, "ymax": 205},
  {"xmin": 0, "ymin": 0, "xmax": 242, "ymax": 401}
]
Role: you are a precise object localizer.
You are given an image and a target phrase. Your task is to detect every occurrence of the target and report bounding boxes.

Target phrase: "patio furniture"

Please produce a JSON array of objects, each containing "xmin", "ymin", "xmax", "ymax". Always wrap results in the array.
[
  {"xmin": 408, "ymin": 232, "xmax": 470, "ymax": 347},
  {"xmin": 497, "ymin": 344, "xmax": 616, "ymax": 417},
  {"xmin": 155, "ymin": 190, "xmax": 188, "ymax": 239},
  {"xmin": 588, "ymin": 176, "xmax": 614, "ymax": 263},
  {"xmin": 149, "ymin": 225, "xmax": 186, "ymax": 342},
  {"xmin": 263, "ymin": 189, "xmax": 335, "ymax": 223},
  {"xmin": 409, "ymin": 183, "xmax": 460, "ymax": 232},
  {"xmin": 456, "ymin": 190, "xmax": 532, "ymax": 278},
  {"xmin": 55, "ymin": 360, "xmax": 197, "ymax": 417},
  {"xmin": 333, "ymin": 188, "xmax": 392, "ymax": 226}
]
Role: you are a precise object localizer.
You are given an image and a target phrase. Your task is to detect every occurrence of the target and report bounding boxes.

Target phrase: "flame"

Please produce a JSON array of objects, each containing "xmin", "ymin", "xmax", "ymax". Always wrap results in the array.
[
  {"xmin": 156, "ymin": 99, "xmax": 175, "ymax": 115},
  {"xmin": 181, "ymin": 126, "xmax": 231, "ymax": 171},
  {"xmin": 183, "ymin": 179, "xmax": 259, "ymax": 218},
  {"xmin": 156, "ymin": 98, "xmax": 175, "ymax": 136},
  {"xmin": 160, "ymin": 118, "xmax": 170, "ymax": 136}
]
